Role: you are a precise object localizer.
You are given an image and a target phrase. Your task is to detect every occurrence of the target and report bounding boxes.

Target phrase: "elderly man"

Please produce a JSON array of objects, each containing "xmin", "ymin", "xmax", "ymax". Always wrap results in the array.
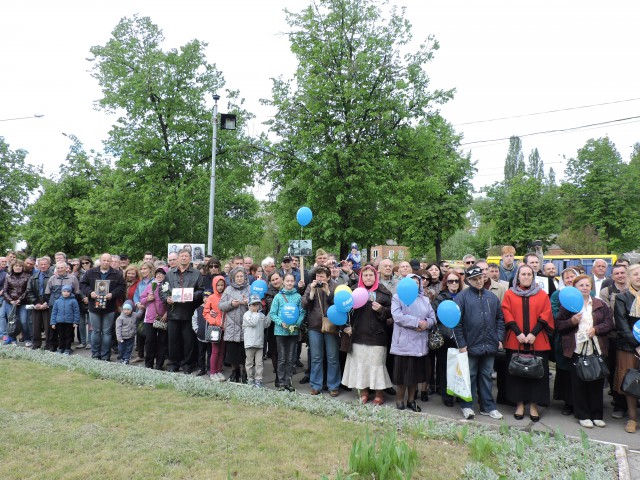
[
  {"xmin": 261, "ymin": 256, "xmax": 277, "ymax": 277},
  {"xmin": 462, "ymin": 254, "xmax": 476, "ymax": 268},
  {"xmin": 378, "ymin": 258, "xmax": 398, "ymax": 294},
  {"xmin": 26, "ymin": 257, "xmax": 54, "ymax": 350},
  {"xmin": 160, "ymin": 249, "xmax": 204, "ymax": 373},
  {"xmin": 397, "ymin": 261, "xmax": 412, "ymax": 279},
  {"xmin": 167, "ymin": 252, "xmax": 179, "ymax": 270},
  {"xmin": 590, "ymin": 259, "xmax": 609, "ymax": 296},
  {"xmin": 80, "ymin": 253, "xmax": 125, "ymax": 361},
  {"xmin": 476, "ymin": 260, "xmax": 507, "ymax": 303}
]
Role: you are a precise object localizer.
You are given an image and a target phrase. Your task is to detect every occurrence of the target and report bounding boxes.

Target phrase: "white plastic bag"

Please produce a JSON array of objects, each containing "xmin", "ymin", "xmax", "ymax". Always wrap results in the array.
[{"xmin": 446, "ymin": 348, "xmax": 472, "ymax": 402}]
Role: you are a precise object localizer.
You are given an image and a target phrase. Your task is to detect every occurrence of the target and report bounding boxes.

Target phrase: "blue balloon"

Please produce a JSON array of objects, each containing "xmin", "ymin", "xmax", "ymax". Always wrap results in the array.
[
  {"xmin": 296, "ymin": 207, "xmax": 313, "ymax": 227},
  {"xmin": 282, "ymin": 302, "xmax": 299, "ymax": 323},
  {"xmin": 559, "ymin": 286, "xmax": 583, "ymax": 313},
  {"xmin": 327, "ymin": 305, "xmax": 348, "ymax": 326},
  {"xmin": 334, "ymin": 290, "xmax": 354, "ymax": 313},
  {"xmin": 250, "ymin": 279, "xmax": 268, "ymax": 299},
  {"xmin": 634, "ymin": 321, "xmax": 640, "ymax": 343},
  {"xmin": 437, "ymin": 300, "xmax": 461, "ymax": 329},
  {"xmin": 397, "ymin": 277, "xmax": 419, "ymax": 306}
]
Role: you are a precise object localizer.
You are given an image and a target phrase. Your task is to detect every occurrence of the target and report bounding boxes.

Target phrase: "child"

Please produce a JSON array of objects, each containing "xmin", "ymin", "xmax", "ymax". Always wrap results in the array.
[
  {"xmin": 242, "ymin": 294, "xmax": 271, "ymax": 387},
  {"xmin": 116, "ymin": 300, "xmax": 140, "ymax": 364},
  {"xmin": 50, "ymin": 284, "xmax": 80, "ymax": 355},
  {"xmin": 269, "ymin": 273, "xmax": 305, "ymax": 391},
  {"xmin": 192, "ymin": 296, "xmax": 213, "ymax": 377},
  {"xmin": 203, "ymin": 275, "xmax": 227, "ymax": 381}
]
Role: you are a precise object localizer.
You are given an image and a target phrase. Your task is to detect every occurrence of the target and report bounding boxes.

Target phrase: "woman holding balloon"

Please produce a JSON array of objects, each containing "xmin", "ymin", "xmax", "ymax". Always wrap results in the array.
[
  {"xmin": 614, "ymin": 264, "xmax": 640, "ymax": 433},
  {"xmin": 501, "ymin": 264, "xmax": 554, "ymax": 422},
  {"xmin": 550, "ymin": 268, "xmax": 579, "ymax": 416},
  {"xmin": 341, "ymin": 265, "xmax": 393, "ymax": 405},
  {"xmin": 302, "ymin": 266, "xmax": 342, "ymax": 397},
  {"xmin": 557, "ymin": 275, "xmax": 613, "ymax": 428},
  {"xmin": 269, "ymin": 273, "xmax": 306, "ymax": 391},
  {"xmin": 390, "ymin": 274, "xmax": 437, "ymax": 411},
  {"xmin": 432, "ymin": 271, "xmax": 465, "ymax": 407}
]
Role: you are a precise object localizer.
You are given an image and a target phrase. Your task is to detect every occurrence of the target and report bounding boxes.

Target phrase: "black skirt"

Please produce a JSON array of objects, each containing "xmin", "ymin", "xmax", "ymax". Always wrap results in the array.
[
  {"xmin": 392, "ymin": 354, "xmax": 428, "ymax": 386},
  {"xmin": 505, "ymin": 350, "xmax": 551, "ymax": 406},
  {"xmin": 225, "ymin": 341, "xmax": 246, "ymax": 366}
]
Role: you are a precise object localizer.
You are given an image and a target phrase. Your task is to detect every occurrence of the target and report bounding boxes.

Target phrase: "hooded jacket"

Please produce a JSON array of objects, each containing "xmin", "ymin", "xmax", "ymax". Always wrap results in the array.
[
  {"xmin": 50, "ymin": 295, "xmax": 80, "ymax": 325},
  {"xmin": 203, "ymin": 275, "xmax": 227, "ymax": 327},
  {"xmin": 269, "ymin": 286, "xmax": 305, "ymax": 337},
  {"xmin": 390, "ymin": 274, "xmax": 436, "ymax": 357},
  {"xmin": 219, "ymin": 268, "xmax": 250, "ymax": 342}
]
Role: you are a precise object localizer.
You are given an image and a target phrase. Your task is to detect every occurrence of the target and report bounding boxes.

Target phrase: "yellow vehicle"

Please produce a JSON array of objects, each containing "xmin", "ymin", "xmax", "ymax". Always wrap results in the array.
[{"xmin": 486, "ymin": 254, "xmax": 618, "ymax": 276}]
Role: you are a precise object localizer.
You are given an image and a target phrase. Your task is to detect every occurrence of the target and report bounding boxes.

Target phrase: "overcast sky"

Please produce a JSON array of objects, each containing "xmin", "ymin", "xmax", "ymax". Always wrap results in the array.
[{"xmin": 2, "ymin": 0, "xmax": 639, "ymax": 195}]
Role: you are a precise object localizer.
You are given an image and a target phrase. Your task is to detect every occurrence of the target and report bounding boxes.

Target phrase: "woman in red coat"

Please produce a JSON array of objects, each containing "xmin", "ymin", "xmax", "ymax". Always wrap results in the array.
[{"xmin": 502, "ymin": 264, "xmax": 554, "ymax": 422}]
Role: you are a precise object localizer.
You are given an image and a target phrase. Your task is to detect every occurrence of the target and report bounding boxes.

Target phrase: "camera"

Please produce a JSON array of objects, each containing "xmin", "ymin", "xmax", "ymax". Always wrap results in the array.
[{"xmin": 316, "ymin": 281, "xmax": 325, "ymax": 287}]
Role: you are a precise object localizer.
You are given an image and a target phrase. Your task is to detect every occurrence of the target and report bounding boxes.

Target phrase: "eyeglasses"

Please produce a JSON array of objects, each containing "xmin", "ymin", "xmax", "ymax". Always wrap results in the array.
[
  {"xmin": 209, "ymin": 265, "xmax": 220, "ymax": 269},
  {"xmin": 81, "ymin": 261, "xmax": 90, "ymax": 265},
  {"xmin": 464, "ymin": 261, "xmax": 475, "ymax": 265},
  {"xmin": 447, "ymin": 279, "xmax": 460, "ymax": 284}
]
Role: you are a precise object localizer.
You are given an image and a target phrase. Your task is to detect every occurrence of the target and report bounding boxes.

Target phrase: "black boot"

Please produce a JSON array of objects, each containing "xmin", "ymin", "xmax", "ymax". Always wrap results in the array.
[
  {"xmin": 241, "ymin": 370, "xmax": 248, "ymax": 384},
  {"xmin": 228, "ymin": 369, "xmax": 239, "ymax": 382}
]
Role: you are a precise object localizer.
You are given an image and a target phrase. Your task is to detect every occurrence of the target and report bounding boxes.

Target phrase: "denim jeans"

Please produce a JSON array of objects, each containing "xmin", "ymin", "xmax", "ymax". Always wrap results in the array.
[
  {"xmin": 276, "ymin": 335, "xmax": 298, "ymax": 387},
  {"xmin": 89, "ymin": 311, "xmax": 116, "ymax": 361},
  {"xmin": 4, "ymin": 302, "xmax": 31, "ymax": 342},
  {"xmin": 0, "ymin": 298, "xmax": 6, "ymax": 337},
  {"xmin": 460, "ymin": 354, "xmax": 496, "ymax": 412},
  {"xmin": 118, "ymin": 337, "xmax": 135, "ymax": 363},
  {"xmin": 308, "ymin": 329, "xmax": 341, "ymax": 391},
  {"xmin": 78, "ymin": 312, "xmax": 88, "ymax": 345}
]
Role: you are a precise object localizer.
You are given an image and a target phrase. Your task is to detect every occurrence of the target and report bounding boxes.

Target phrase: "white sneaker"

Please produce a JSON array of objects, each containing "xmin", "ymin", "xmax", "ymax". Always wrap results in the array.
[
  {"xmin": 462, "ymin": 408, "xmax": 475, "ymax": 420},
  {"xmin": 215, "ymin": 373, "xmax": 226, "ymax": 382},
  {"xmin": 481, "ymin": 410, "xmax": 503, "ymax": 420},
  {"xmin": 593, "ymin": 419, "xmax": 606, "ymax": 428},
  {"xmin": 25, "ymin": 341, "xmax": 33, "ymax": 348},
  {"xmin": 579, "ymin": 419, "xmax": 594, "ymax": 428}
]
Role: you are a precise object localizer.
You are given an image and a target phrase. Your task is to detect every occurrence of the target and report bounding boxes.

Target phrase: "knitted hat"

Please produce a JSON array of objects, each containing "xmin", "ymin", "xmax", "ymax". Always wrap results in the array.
[
  {"xmin": 61, "ymin": 284, "xmax": 73, "ymax": 293},
  {"xmin": 122, "ymin": 300, "xmax": 134, "ymax": 311}
]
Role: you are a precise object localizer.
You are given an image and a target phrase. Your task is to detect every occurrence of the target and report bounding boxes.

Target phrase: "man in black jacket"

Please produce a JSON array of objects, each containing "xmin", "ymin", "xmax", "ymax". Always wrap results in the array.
[
  {"xmin": 80, "ymin": 253, "xmax": 126, "ymax": 361},
  {"xmin": 26, "ymin": 256, "xmax": 53, "ymax": 350},
  {"xmin": 160, "ymin": 248, "xmax": 204, "ymax": 373}
]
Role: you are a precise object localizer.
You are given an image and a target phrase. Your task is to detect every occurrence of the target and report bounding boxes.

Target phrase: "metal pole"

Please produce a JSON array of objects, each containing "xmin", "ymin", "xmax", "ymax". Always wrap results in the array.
[{"xmin": 207, "ymin": 95, "xmax": 220, "ymax": 256}]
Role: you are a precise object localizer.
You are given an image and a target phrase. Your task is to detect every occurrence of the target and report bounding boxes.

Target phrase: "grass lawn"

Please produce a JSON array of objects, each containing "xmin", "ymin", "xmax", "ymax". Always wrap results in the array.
[{"xmin": 0, "ymin": 359, "xmax": 469, "ymax": 479}]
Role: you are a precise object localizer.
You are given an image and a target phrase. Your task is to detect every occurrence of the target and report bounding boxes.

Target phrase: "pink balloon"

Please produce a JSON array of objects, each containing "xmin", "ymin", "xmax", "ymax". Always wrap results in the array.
[{"xmin": 352, "ymin": 287, "xmax": 369, "ymax": 309}]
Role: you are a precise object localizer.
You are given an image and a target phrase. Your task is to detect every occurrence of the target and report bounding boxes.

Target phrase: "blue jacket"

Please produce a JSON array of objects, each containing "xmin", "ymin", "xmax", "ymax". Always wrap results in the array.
[
  {"xmin": 269, "ymin": 288, "xmax": 305, "ymax": 336},
  {"xmin": 50, "ymin": 296, "xmax": 80, "ymax": 325},
  {"xmin": 453, "ymin": 285, "xmax": 504, "ymax": 356}
]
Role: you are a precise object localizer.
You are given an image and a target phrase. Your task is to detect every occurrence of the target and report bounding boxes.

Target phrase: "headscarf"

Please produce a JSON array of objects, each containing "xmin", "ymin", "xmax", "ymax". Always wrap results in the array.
[
  {"xmin": 357, "ymin": 265, "xmax": 379, "ymax": 292},
  {"xmin": 510, "ymin": 264, "xmax": 541, "ymax": 298},
  {"xmin": 406, "ymin": 273, "xmax": 424, "ymax": 296}
]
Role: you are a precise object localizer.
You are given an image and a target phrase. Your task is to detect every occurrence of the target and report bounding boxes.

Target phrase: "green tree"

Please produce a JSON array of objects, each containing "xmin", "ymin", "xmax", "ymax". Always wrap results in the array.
[
  {"xmin": 22, "ymin": 135, "xmax": 112, "ymax": 256},
  {"xmin": 561, "ymin": 137, "xmax": 628, "ymax": 252},
  {"xmin": 87, "ymin": 15, "xmax": 261, "ymax": 258},
  {"xmin": 503, "ymin": 136, "xmax": 525, "ymax": 183},
  {"xmin": 0, "ymin": 137, "xmax": 41, "ymax": 251},
  {"xmin": 527, "ymin": 148, "xmax": 544, "ymax": 181},
  {"xmin": 262, "ymin": 0, "xmax": 454, "ymax": 258}
]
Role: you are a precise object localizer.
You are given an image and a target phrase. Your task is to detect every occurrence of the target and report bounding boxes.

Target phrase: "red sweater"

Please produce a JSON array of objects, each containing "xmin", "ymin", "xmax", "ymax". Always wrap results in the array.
[{"xmin": 502, "ymin": 289, "xmax": 554, "ymax": 351}]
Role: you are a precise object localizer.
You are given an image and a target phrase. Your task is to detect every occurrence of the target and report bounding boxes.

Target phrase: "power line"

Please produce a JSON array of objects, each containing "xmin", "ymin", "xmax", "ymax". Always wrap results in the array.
[
  {"xmin": 454, "ymin": 97, "xmax": 640, "ymax": 126},
  {"xmin": 460, "ymin": 115, "xmax": 640, "ymax": 146}
]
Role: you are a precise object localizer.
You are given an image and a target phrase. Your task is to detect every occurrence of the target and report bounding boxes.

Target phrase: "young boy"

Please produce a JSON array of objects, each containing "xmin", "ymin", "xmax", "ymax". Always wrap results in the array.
[
  {"xmin": 116, "ymin": 301, "xmax": 139, "ymax": 364},
  {"xmin": 50, "ymin": 284, "xmax": 80, "ymax": 355},
  {"xmin": 242, "ymin": 294, "xmax": 271, "ymax": 387}
]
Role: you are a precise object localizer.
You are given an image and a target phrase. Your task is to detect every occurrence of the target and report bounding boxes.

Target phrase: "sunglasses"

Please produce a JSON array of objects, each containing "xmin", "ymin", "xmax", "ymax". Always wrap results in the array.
[
  {"xmin": 447, "ymin": 279, "xmax": 460, "ymax": 284},
  {"xmin": 81, "ymin": 261, "xmax": 90, "ymax": 265},
  {"xmin": 464, "ymin": 261, "xmax": 474, "ymax": 265},
  {"xmin": 209, "ymin": 265, "xmax": 220, "ymax": 269}
]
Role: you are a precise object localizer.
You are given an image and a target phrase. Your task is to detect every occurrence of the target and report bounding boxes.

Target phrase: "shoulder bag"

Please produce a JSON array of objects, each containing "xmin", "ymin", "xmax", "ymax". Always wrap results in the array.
[
  {"xmin": 319, "ymin": 291, "xmax": 337, "ymax": 335},
  {"xmin": 622, "ymin": 368, "xmax": 640, "ymax": 398},
  {"xmin": 6, "ymin": 305, "xmax": 21, "ymax": 337},
  {"xmin": 573, "ymin": 338, "xmax": 609, "ymax": 382},
  {"xmin": 508, "ymin": 345, "xmax": 545, "ymax": 379}
]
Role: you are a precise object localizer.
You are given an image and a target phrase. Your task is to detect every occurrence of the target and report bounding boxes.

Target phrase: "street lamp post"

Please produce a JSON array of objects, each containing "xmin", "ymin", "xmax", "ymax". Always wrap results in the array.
[{"xmin": 207, "ymin": 95, "xmax": 220, "ymax": 256}]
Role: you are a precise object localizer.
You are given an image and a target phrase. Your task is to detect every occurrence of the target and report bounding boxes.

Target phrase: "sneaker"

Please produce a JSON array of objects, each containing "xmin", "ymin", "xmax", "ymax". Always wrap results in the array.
[
  {"xmin": 209, "ymin": 374, "xmax": 217, "ymax": 381},
  {"xmin": 255, "ymin": 380, "xmax": 264, "ymax": 388},
  {"xmin": 593, "ymin": 419, "xmax": 606, "ymax": 428},
  {"xmin": 78, "ymin": 343, "xmax": 86, "ymax": 349},
  {"xmin": 625, "ymin": 420, "xmax": 637, "ymax": 433},
  {"xmin": 63, "ymin": 350, "xmax": 71, "ymax": 356},
  {"xmin": 462, "ymin": 408, "xmax": 475, "ymax": 420},
  {"xmin": 310, "ymin": 389, "xmax": 321, "ymax": 395},
  {"xmin": 246, "ymin": 379, "xmax": 255, "ymax": 387},
  {"xmin": 481, "ymin": 410, "xmax": 503, "ymax": 420},
  {"xmin": 295, "ymin": 360, "xmax": 304, "ymax": 368},
  {"xmin": 216, "ymin": 373, "xmax": 226, "ymax": 382},
  {"xmin": 25, "ymin": 341, "xmax": 33, "ymax": 348},
  {"xmin": 579, "ymin": 419, "xmax": 594, "ymax": 428},
  {"xmin": 612, "ymin": 409, "xmax": 626, "ymax": 419}
]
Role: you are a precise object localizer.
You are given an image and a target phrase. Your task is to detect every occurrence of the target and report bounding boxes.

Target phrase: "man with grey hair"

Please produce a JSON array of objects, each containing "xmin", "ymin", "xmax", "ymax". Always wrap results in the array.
[
  {"xmin": 261, "ymin": 256, "xmax": 276, "ymax": 277},
  {"xmin": 462, "ymin": 254, "xmax": 476, "ymax": 268},
  {"xmin": 590, "ymin": 258, "xmax": 609, "ymax": 296},
  {"xmin": 26, "ymin": 256, "xmax": 53, "ymax": 350},
  {"xmin": 167, "ymin": 252, "xmax": 178, "ymax": 270}
]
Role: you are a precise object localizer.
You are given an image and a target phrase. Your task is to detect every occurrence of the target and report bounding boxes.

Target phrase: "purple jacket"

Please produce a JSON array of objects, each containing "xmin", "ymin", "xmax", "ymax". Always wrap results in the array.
[
  {"xmin": 390, "ymin": 277, "xmax": 436, "ymax": 357},
  {"xmin": 140, "ymin": 280, "xmax": 168, "ymax": 323}
]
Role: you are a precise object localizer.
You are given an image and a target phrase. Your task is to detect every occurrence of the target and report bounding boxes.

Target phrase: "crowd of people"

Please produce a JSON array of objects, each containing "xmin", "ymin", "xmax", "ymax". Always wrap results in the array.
[{"xmin": 1, "ymin": 245, "xmax": 638, "ymax": 433}]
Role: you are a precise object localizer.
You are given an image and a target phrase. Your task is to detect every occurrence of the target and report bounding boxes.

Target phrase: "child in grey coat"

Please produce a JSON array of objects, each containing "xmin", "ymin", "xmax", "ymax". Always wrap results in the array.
[{"xmin": 242, "ymin": 295, "xmax": 271, "ymax": 387}]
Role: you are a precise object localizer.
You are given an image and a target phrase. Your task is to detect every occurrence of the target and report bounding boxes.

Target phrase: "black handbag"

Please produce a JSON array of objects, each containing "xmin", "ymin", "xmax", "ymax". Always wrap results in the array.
[
  {"xmin": 508, "ymin": 345, "xmax": 545, "ymax": 379},
  {"xmin": 205, "ymin": 325, "xmax": 222, "ymax": 343},
  {"xmin": 7, "ymin": 305, "xmax": 21, "ymax": 337},
  {"xmin": 573, "ymin": 339, "xmax": 609, "ymax": 382},
  {"xmin": 622, "ymin": 368, "xmax": 640, "ymax": 398},
  {"xmin": 428, "ymin": 325, "xmax": 444, "ymax": 350}
]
